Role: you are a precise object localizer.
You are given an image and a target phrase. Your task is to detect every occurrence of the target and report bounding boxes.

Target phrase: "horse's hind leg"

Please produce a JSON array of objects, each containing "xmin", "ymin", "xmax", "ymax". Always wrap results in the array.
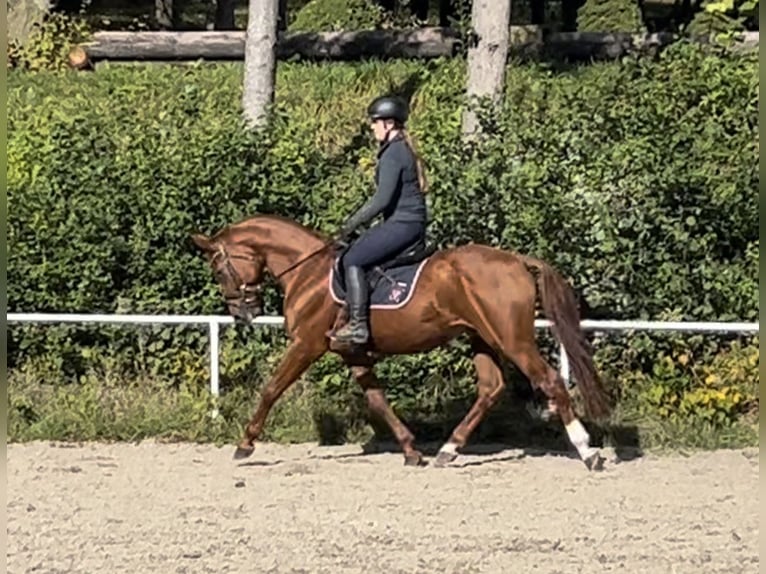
[
  {"xmin": 435, "ymin": 338, "xmax": 505, "ymax": 467},
  {"xmin": 505, "ymin": 341, "xmax": 604, "ymax": 470},
  {"xmin": 350, "ymin": 364, "xmax": 425, "ymax": 467}
]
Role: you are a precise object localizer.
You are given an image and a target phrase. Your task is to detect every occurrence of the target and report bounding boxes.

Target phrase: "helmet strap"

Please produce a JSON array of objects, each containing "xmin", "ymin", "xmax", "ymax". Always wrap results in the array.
[{"xmin": 382, "ymin": 121, "xmax": 400, "ymax": 144}]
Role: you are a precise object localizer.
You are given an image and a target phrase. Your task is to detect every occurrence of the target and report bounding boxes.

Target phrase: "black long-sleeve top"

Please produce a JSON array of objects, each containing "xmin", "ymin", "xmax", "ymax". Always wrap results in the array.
[{"xmin": 343, "ymin": 134, "xmax": 427, "ymax": 232}]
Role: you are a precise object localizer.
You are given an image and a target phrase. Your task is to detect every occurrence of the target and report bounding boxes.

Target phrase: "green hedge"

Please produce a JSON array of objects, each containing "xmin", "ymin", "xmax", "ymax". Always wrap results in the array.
[
  {"xmin": 576, "ymin": 0, "xmax": 645, "ymax": 32},
  {"xmin": 288, "ymin": 0, "xmax": 385, "ymax": 31},
  {"xmin": 7, "ymin": 44, "xmax": 759, "ymax": 447}
]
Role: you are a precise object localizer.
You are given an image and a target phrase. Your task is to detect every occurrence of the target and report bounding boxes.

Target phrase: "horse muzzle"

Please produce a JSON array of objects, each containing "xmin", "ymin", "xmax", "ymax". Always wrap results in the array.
[
  {"xmin": 226, "ymin": 284, "xmax": 262, "ymax": 324},
  {"xmin": 234, "ymin": 306, "xmax": 261, "ymax": 325}
]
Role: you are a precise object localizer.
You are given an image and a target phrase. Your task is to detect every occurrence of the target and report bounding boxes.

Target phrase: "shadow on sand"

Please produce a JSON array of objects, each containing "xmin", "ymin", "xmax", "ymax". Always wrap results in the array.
[{"xmin": 313, "ymin": 388, "xmax": 645, "ymax": 467}]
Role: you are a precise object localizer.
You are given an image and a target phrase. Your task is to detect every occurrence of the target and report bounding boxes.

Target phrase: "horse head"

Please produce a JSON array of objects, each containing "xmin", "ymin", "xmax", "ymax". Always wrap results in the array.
[{"xmin": 191, "ymin": 232, "xmax": 266, "ymax": 324}]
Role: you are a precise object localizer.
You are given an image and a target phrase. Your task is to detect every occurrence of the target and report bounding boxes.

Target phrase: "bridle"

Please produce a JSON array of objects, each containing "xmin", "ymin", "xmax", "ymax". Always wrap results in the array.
[
  {"xmin": 210, "ymin": 246, "xmax": 263, "ymax": 312},
  {"xmin": 210, "ymin": 239, "xmax": 342, "ymax": 311}
]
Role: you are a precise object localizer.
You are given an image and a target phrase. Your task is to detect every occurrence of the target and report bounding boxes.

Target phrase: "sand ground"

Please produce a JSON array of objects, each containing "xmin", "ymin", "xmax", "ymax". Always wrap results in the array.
[{"xmin": 6, "ymin": 441, "xmax": 759, "ymax": 574}]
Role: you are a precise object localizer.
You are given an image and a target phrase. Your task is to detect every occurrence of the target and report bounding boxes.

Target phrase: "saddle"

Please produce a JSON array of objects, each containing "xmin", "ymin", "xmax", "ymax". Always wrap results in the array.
[
  {"xmin": 327, "ymin": 235, "xmax": 436, "ymax": 350},
  {"xmin": 333, "ymin": 235, "xmax": 437, "ymax": 291}
]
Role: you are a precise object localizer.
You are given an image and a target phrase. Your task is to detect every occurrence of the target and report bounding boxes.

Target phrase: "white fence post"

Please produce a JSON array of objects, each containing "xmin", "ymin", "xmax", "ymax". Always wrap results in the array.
[{"xmin": 209, "ymin": 319, "xmax": 220, "ymax": 397}]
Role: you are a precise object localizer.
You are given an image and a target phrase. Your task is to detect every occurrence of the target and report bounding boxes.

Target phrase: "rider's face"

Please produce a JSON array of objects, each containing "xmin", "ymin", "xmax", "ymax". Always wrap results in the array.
[{"xmin": 370, "ymin": 118, "xmax": 395, "ymax": 142}]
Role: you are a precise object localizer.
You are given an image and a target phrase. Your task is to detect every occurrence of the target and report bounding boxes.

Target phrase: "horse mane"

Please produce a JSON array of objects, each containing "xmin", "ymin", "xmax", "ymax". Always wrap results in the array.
[{"xmin": 212, "ymin": 213, "xmax": 329, "ymax": 243}]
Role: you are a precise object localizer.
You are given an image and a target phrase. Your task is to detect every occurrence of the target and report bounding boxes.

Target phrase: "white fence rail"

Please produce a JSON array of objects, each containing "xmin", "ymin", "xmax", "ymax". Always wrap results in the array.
[{"xmin": 6, "ymin": 313, "xmax": 759, "ymax": 396}]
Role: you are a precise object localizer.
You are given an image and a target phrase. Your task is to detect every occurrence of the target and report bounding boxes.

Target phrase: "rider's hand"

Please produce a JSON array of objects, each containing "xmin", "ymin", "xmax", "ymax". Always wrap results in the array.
[
  {"xmin": 332, "ymin": 229, "xmax": 348, "ymax": 249},
  {"xmin": 338, "ymin": 224, "xmax": 355, "ymax": 243}
]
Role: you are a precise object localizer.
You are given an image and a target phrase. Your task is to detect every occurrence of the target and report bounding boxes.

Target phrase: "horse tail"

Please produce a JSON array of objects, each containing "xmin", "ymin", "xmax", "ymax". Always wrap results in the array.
[{"xmin": 520, "ymin": 255, "xmax": 612, "ymax": 420}]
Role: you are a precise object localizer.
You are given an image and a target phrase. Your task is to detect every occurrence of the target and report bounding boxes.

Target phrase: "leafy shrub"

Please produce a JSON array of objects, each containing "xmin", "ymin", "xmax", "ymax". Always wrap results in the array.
[
  {"xmin": 632, "ymin": 338, "xmax": 758, "ymax": 424},
  {"xmin": 685, "ymin": 0, "xmax": 759, "ymax": 40},
  {"xmin": 8, "ymin": 12, "xmax": 90, "ymax": 71},
  {"xmin": 289, "ymin": 0, "xmax": 385, "ymax": 31},
  {"xmin": 576, "ymin": 0, "xmax": 646, "ymax": 32}
]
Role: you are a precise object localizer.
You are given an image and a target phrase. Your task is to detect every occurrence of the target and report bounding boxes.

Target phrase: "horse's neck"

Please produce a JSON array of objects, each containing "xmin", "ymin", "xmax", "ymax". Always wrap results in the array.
[
  {"xmin": 261, "ymin": 243, "xmax": 304, "ymax": 278},
  {"xmin": 241, "ymin": 219, "xmax": 329, "ymax": 290}
]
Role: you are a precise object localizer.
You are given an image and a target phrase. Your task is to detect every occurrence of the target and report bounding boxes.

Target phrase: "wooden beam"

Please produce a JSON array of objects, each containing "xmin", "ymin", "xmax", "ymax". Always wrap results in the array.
[
  {"xmin": 536, "ymin": 30, "xmax": 759, "ymax": 59},
  {"xmin": 71, "ymin": 28, "xmax": 758, "ymax": 65},
  {"xmin": 76, "ymin": 28, "xmax": 461, "ymax": 62}
]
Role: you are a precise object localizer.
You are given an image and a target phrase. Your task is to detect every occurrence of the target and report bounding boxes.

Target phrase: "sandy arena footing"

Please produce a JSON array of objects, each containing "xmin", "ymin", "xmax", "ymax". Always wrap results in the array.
[{"xmin": 7, "ymin": 441, "xmax": 759, "ymax": 574}]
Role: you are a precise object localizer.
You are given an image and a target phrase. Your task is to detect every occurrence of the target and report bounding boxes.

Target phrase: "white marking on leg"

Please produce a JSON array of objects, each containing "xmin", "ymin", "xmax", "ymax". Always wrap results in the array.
[
  {"xmin": 438, "ymin": 442, "xmax": 459, "ymax": 456},
  {"xmin": 565, "ymin": 418, "xmax": 599, "ymax": 461}
]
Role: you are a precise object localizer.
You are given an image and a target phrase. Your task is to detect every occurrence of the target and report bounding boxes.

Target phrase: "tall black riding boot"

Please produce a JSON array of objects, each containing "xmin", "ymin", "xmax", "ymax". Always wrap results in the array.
[{"xmin": 332, "ymin": 266, "xmax": 370, "ymax": 345}]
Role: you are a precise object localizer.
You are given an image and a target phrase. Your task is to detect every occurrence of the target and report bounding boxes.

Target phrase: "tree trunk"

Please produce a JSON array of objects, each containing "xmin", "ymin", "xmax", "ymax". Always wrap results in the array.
[
  {"xmin": 461, "ymin": 0, "xmax": 511, "ymax": 137},
  {"xmin": 242, "ymin": 0, "xmax": 279, "ymax": 128}
]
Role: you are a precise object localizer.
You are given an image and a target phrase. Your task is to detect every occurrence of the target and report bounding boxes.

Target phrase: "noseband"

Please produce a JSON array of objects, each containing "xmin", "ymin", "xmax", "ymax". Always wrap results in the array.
[{"xmin": 210, "ymin": 246, "xmax": 262, "ymax": 309}]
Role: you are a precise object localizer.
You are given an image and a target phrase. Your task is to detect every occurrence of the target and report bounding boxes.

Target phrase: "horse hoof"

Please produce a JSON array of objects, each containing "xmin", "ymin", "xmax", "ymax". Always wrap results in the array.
[
  {"xmin": 233, "ymin": 445, "xmax": 255, "ymax": 460},
  {"xmin": 404, "ymin": 451, "xmax": 426, "ymax": 467},
  {"xmin": 433, "ymin": 451, "xmax": 457, "ymax": 468},
  {"xmin": 584, "ymin": 452, "xmax": 605, "ymax": 472}
]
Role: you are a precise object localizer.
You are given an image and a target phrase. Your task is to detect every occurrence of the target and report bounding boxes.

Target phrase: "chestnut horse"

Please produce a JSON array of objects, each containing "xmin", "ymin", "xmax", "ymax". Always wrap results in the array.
[{"xmin": 191, "ymin": 214, "xmax": 612, "ymax": 470}]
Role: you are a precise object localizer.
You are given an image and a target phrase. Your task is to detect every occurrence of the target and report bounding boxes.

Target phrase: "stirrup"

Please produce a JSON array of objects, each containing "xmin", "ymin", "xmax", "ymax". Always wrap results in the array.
[{"xmin": 330, "ymin": 321, "xmax": 369, "ymax": 344}]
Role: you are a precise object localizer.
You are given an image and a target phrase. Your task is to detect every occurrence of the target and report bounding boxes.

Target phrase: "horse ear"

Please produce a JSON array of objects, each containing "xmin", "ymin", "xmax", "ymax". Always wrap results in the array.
[{"xmin": 190, "ymin": 233, "xmax": 214, "ymax": 253}]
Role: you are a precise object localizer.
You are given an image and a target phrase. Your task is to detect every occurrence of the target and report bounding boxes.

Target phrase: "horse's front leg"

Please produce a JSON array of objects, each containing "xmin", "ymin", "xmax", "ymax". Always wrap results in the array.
[{"xmin": 234, "ymin": 340, "xmax": 327, "ymax": 459}]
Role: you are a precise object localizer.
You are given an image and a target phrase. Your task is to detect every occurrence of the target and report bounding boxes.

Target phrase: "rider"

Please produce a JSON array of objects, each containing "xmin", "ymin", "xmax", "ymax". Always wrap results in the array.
[{"xmin": 331, "ymin": 95, "xmax": 429, "ymax": 346}]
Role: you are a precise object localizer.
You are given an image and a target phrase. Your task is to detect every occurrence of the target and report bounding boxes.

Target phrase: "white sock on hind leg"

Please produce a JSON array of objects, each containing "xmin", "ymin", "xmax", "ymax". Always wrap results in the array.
[
  {"xmin": 438, "ymin": 442, "xmax": 459, "ymax": 456},
  {"xmin": 565, "ymin": 418, "xmax": 598, "ymax": 460}
]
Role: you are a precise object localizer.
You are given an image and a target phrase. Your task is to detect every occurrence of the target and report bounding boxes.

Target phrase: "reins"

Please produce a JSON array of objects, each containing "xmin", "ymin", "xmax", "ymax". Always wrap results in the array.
[{"xmin": 271, "ymin": 238, "xmax": 344, "ymax": 281}]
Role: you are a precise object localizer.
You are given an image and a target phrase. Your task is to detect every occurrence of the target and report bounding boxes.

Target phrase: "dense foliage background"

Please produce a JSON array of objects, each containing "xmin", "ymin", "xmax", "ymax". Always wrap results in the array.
[{"xmin": 6, "ymin": 0, "xmax": 758, "ymax": 450}]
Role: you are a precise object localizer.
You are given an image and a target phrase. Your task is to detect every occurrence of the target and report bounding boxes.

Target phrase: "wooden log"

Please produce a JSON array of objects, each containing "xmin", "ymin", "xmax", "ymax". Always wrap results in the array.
[
  {"xmin": 538, "ymin": 31, "xmax": 681, "ymax": 60},
  {"xmin": 77, "ymin": 28, "xmax": 461, "ymax": 62},
  {"xmin": 72, "ymin": 27, "xmax": 758, "ymax": 64},
  {"xmin": 67, "ymin": 45, "xmax": 93, "ymax": 70},
  {"xmin": 514, "ymin": 30, "xmax": 759, "ymax": 59}
]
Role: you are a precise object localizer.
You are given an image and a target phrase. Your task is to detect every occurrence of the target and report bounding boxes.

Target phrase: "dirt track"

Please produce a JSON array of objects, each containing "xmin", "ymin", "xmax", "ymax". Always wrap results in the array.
[{"xmin": 6, "ymin": 441, "xmax": 759, "ymax": 574}]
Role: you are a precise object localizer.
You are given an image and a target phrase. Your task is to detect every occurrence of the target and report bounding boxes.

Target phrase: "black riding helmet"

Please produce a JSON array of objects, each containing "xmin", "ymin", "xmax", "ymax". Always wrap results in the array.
[{"xmin": 367, "ymin": 95, "xmax": 409, "ymax": 125}]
